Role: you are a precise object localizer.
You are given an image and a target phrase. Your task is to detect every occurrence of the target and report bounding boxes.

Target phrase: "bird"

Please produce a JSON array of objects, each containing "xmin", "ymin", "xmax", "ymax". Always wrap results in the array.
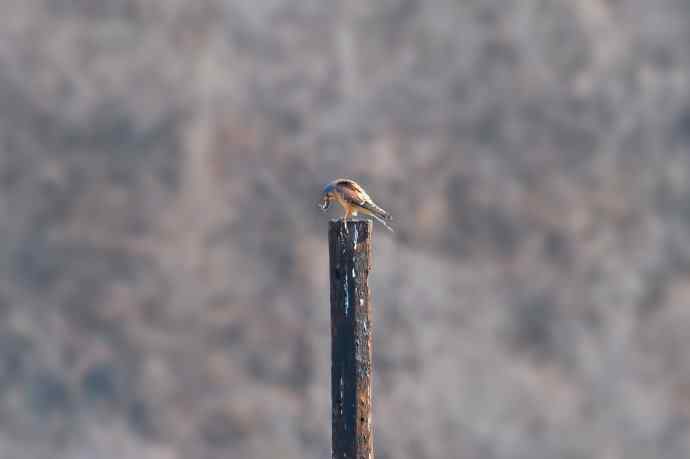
[{"xmin": 319, "ymin": 178, "xmax": 394, "ymax": 232}]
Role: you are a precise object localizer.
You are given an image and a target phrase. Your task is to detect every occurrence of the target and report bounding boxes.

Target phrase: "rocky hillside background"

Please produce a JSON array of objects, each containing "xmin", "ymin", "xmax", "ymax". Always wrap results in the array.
[{"xmin": 2, "ymin": 1, "xmax": 690, "ymax": 458}]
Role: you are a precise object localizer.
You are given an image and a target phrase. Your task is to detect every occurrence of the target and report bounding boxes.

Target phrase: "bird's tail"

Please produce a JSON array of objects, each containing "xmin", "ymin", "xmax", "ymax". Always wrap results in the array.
[
  {"xmin": 372, "ymin": 213, "xmax": 394, "ymax": 232},
  {"xmin": 363, "ymin": 202, "xmax": 391, "ymax": 220},
  {"xmin": 359, "ymin": 202, "xmax": 394, "ymax": 232}
]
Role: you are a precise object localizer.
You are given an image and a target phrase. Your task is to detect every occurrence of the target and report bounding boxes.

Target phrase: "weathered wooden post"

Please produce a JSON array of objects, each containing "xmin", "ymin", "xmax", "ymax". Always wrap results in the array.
[{"xmin": 329, "ymin": 220, "xmax": 373, "ymax": 459}]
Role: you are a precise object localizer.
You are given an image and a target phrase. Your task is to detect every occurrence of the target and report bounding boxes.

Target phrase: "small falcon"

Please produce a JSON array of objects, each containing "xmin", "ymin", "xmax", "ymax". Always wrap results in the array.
[{"xmin": 319, "ymin": 178, "xmax": 394, "ymax": 232}]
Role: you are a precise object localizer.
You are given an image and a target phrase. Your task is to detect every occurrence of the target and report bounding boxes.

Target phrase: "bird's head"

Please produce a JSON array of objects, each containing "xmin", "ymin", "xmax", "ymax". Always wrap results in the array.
[{"xmin": 319, "ymin": 183, "xmax": 336, "ymax": 211}]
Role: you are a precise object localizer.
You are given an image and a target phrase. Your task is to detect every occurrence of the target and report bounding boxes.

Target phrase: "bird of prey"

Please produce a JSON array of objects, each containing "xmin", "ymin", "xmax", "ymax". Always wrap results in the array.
[{"xmin": 319, "ymin": 178, "xmax": 394, "ymax": 232}]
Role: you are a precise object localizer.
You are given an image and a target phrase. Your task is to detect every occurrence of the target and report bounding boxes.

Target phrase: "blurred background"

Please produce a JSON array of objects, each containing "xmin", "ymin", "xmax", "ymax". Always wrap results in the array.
[{"xmin": 2, "ymin": 1, "xmax": 690, "ymax": 458}]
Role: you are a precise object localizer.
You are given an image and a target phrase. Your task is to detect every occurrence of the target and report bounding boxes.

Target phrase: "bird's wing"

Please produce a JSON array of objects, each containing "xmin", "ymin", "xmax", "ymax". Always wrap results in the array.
[
  {"xmin": 336, "ymin": 181, "xmax": 391, "ymax": 219},
  {"xmin": 335, "ymin": 179, "xmax": 371, "ymax": 198},
  {"xmin": 335, "ymin": 181, "xmax": 372, "ymax": 208}
]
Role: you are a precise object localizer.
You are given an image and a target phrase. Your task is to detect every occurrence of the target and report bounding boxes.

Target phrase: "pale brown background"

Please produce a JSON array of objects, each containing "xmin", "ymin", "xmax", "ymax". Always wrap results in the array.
[{"xmin": 2, "ymin": 1, "xmax": 690, "ymax": 458}]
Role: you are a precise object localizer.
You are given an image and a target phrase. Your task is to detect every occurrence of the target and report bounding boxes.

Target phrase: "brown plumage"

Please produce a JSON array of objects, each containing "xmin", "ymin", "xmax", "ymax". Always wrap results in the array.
[{"xmin": 319, "ymin": 178, "xmax": 393, "ymax": 232}]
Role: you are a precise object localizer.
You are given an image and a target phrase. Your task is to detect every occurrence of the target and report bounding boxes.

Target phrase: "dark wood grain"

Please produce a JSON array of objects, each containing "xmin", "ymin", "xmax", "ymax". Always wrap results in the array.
[{"xmin": 329, "ymin": 220, "xmax": 373, "ymax": 459}]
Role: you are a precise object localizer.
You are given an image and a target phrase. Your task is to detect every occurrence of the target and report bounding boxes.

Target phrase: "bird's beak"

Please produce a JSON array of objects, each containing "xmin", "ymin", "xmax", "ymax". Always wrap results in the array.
[{"xmin": 319, "ymin": 195, "xmax": 331, "ymax": 211}]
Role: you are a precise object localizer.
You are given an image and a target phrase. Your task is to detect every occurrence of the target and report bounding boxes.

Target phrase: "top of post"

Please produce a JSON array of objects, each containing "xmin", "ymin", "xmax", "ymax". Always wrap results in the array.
[{"xmin": 328, "ymin": 219, "xmax": 372, "ymax": 244}]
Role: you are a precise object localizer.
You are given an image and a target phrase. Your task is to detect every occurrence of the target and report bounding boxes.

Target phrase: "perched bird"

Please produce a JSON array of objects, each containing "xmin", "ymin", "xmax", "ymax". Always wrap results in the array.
[{"xmin": 319, "ymin": 178, "xmax": 394, "ymax": 232}]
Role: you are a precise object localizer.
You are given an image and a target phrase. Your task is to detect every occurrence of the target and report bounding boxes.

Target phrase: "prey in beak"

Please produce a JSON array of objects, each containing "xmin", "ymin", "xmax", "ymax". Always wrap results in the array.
[{"xmin": 318, "ymin": 193, "xmax": 332, "ymax": 211}]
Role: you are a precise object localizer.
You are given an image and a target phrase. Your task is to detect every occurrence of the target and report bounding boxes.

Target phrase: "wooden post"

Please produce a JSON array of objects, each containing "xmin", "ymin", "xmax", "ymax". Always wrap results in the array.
[{"xmin": 329, "ymin": 220, "xmax": 373, "ymax": 459}]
